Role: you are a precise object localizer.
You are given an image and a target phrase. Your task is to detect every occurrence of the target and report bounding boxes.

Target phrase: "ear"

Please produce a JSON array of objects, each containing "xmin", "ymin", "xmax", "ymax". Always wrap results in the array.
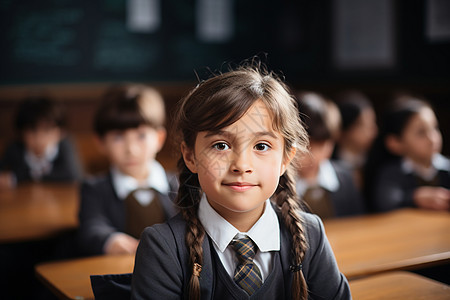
[
  {"xmin": 155, "ymin": 128, "xmax": 167, "ymax": 152},
  {"xmin": 181, "ymin": 142, "xmax": 198, "ymax": 173},
  {"xmin": 385, "ymin": 134, "xmax": 404, "ymax": 155},
  {"xmin": 280, "ymin": 146, "xmax": 297, "ymax": 176}
]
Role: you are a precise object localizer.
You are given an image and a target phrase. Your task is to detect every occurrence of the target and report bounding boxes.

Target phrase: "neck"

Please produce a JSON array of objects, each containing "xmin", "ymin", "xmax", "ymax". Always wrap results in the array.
[{"xmin": 211, "ymin": 201, "xmax": 266, "ymax": 232}]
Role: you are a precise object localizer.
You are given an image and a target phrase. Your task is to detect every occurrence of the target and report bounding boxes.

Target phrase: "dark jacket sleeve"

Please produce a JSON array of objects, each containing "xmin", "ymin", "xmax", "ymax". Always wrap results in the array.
[
  {"xmin": 42, "ymin": 137, "xmax": 83, "ymax": 182},
  {"xmin": 373, "ymin": 162, "xmax": 415, "ymax": 212},
  {"xmin": 131, "ymin": 224, "xmax": 184, "ymax": 300},
  {"xmin": 77, "ymin": 179, "xmax": 122, "ymax": 255},
  {"xmin": 0, "ymin": 141, "xmax": 31, "ymax": 182},
  {"xmin": 302, "ymin": 212, "xmax": 351, "ymax": 300},
  {"xmin": 332, "ymin": 161, "xmax": 366, "ymax": 216}
]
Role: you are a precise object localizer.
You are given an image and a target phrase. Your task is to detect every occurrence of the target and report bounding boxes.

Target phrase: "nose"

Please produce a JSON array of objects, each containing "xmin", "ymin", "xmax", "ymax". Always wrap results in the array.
[
  {"xmin": 125, "ymin": 138, "xmax": 140, "ymax": 156},
  {"xmin": 230, "ymin": 149, "xmax": 253, "ymax": 174}
]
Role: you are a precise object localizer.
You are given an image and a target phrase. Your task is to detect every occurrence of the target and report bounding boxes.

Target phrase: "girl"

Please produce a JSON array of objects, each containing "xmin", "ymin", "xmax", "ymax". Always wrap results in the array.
[
  {"xmin": 131, "ymin": 66, "xmax": 350, "ymax": 299},
  {"xmin": 365, "ymin": 96, "xmax": 450, "ymax": 212},
  {"xmin": 295, "ymin": 92, "xmax": 365, "ymax": 219},
  {"xmin": 333, "ymin": 90, "xmax": 378, "ymax": 191}
]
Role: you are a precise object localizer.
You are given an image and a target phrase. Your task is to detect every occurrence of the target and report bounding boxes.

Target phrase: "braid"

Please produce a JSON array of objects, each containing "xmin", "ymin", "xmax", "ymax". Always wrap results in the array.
[
  {"xmin": 175, "ymin": 158, "xmax": 205, "ymax": 300},
  {"xmin": 274, "ymin": 166, "xmax": 308, "ymax": 300}
]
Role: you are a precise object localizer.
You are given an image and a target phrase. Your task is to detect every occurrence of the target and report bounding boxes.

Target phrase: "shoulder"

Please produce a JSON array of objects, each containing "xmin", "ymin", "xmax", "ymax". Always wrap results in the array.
[
  {"xmin": 298, "ymin": 211, "xmax": 324, "ymax": 238},
  {"xmin": 82, "ymin": 173, "xmax": 110, "ymax": 188},
  {"xmin": 58, "ymin": 136, "xmax": 76, "ymax": 149},
  {"xmin": 330, "ymin": 159, "xmax": 351, "ymax": 174},
  {"xmin": 165, "ymin": 170, "xmax": 179, "ymax": 192},
  {"xmin": 378, "ymin": 160, "xmax": 403, "ymax": 175},
  {"xmin": 80, "ymin": 173, "xmax": 114, "ymax": 196},
  {"xmin": 2, "ymin": 141, "xmax": 25, "ymax": 156},
  {"xmin": 141, "ymin": 214, "xmax": 186, "ymax": 243}
]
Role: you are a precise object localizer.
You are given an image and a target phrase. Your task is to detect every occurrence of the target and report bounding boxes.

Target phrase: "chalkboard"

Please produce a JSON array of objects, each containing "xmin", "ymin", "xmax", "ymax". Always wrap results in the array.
[
  {"xmin": 2, "ymin": 1, "xmax": 448, "ymax": 86},
  {"xmin": 0, "ymin": 0, "xmax": 247, "ymax": 84}
]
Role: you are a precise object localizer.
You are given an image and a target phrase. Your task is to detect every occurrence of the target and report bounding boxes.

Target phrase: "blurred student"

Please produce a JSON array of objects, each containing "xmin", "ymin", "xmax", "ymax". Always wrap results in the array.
[
  {"xmin": 77, "ymin": 84, "xmax": 178, "ymax": 256},
  {"xmin": 295, "ymin": 92, "xmax": 365, "ymax": 219},
  {"xmin": 366, "ymin": 96, "xmax": 450, "ymax": 212},
  {"xmin": 333, "ymin": 90, "xmax": 378, "ymax": 190},
  {"xmin": 0, "ymin": 96, "xmax": 82, "ymax": 188}
]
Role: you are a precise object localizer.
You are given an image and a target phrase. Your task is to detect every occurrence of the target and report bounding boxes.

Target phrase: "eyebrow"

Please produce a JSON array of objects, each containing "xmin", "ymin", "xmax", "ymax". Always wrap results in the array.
[{"xmin": 204, "ymin": 130, "xmax": 277, "ymax": 139}]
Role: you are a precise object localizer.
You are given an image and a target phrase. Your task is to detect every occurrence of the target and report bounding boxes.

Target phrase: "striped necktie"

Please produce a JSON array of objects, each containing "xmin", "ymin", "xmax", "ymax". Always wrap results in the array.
[{"xmin": 231, "ymin": 236, "xmax": 262, "ymax": 295}]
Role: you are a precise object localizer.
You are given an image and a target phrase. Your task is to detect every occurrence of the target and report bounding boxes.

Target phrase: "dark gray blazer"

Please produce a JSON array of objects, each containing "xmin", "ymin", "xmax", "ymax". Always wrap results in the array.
[
  {"xmin": 77, "ymin": 172, "xmax": 178, "ymax": 255},
  {"xmin": 330, "ymin": 160, "xmax": 365, "ymax": 217},
  {"xmin": 131, "ymin": 209, "xmax": 351, "ymax": 299},
  {"xmin": 0, "ymin": 137, "xmax": 83, "ymax": 183},
  {"xmin": 373, "ymin": 160, "xmax": 450, "ymax": 212}
]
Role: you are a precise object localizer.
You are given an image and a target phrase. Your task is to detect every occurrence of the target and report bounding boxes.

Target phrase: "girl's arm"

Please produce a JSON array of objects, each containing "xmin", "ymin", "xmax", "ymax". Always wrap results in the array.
[
  {"xmin": 301, "ymin": 213, "xmax": 351, "ymax": 299},
  {"xmin": 131, "ymin": 225, "xmax": 184, "ymax": 300}
]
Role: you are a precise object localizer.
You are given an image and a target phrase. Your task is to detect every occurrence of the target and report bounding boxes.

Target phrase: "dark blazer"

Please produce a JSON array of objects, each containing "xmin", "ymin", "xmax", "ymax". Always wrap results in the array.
[
  {"xmin": 0, "ymin": 137, "xmax": 83, "ymax": 183},
  {"xmin": 372, "ymin": 159, "xmax": 450, "ymax": 212},
  {"xmin": 77, "ymin": 171, "xmax": 178, "ymax": 255},
  {"xmin": 131, "ymin": 209, "xmax": 351, "ymax": 299},
  {"xmin": 330, "ymin": 160, "xmax": 366, "ymax": 216}
]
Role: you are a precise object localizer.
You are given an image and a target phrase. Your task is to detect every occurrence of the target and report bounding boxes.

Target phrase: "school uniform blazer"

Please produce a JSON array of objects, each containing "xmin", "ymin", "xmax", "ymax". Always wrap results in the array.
[
  {"xmin": 330, "ymin": 160, "xmax": 366, "ymax": 216},
  {"xmin": 0, "ymin": 137, "xmax": 83, "ymax": 183},
  {"xmin": 77, "ymin": 172, "xmax": 178, "ymax": 255},
  {"xmin": 131, "ymin": 208, "xmax": 351, "ymax": 300},
  {"xmin": 372, "ymin": 160, "xmax": 450, "ymax": 212}
]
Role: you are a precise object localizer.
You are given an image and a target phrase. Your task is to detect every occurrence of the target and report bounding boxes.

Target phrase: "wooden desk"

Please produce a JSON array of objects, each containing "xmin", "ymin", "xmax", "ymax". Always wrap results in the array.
[
  {"xmin": 324, "ymin": 209, "xmax": 450, "ymax": 280},
  {"xmin": 35, "ymin": 254, "xmax": 135, "ymax": 300},
  {"xmin": 0, "ymin": 183, "xmax": 79, "ymax": 243},
  {"xmin": 350, "ymin": 271, "xmax": 450, "ymax": 300}
]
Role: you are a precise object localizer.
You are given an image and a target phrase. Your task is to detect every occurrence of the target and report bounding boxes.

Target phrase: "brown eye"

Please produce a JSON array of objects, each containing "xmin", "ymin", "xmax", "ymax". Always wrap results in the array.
[
  {"xmin": 254, "ymin": 143, "xmax": 270, "ymax": 151},
  {"xmin": 213, "ymin": 142, "xmax": 229, "ymax": 151}
]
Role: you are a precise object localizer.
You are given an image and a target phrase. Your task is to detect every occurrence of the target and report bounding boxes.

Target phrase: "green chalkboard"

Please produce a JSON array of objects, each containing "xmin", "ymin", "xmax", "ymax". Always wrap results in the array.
[{"xmin": 0, "ymin": 0, "xmax": 248, "ymax": 84}]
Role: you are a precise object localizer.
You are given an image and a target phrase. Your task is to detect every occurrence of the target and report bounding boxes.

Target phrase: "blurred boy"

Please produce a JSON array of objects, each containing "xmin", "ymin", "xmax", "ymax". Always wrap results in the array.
[
  {"xmin": 295, "ymin": 92, "xmax": 365, "ymax": 219},
  {"xmin": 0, "ymin": 96, "xmax": 82, "ymax": 188},
  {"xmin": 77, "ymin": 84, "xmax": 177, "ymax": 255}
]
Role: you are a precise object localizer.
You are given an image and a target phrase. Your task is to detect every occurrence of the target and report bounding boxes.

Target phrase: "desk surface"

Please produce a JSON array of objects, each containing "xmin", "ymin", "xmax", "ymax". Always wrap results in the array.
[
  {"xmin": 324, "ymin": 208, "xmax": 450, "ymax": 280},
  {"xmin": 35, "ymin": 209, "xmax": 450, "ymax": 299},
  {"xmin": 0, "ymin": 183, "xmax": 79, "ymax": 243},
  {"xmin": 349, "ymin": 271, "xmax": 450, "ymax": 300},
  {"xmin": 35, "ymin": 254, "xmax": 135, "ymax": 300}
]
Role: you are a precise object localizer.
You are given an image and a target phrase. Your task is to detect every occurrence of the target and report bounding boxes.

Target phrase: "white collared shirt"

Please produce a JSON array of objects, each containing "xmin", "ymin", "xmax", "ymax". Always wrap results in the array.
[
  {"xmin": 401, "ymin": 153, "xmax": 450, "ymax": 182},
  {"xmin": 198, "ymin": 195, "xmax": 280, "ymax": 282},
  {"xmin": 25, "ymin": 143, "xmax": 59, "ymax": 180},
  {"xmin": 296, "ymin": 159, "xmax": 340, "ymax": 196},
  {"xmin": 111, "ymin": 160, "xmax": 169, "ymax": 206}
]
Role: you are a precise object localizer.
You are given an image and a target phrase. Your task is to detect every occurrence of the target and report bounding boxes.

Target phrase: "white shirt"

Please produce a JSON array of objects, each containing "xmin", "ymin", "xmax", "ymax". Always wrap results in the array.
[
  {"xmin": 103, "ymin": 160, "xmax": 170, "ymax": 252},
  {"xmin": 198, "ymin": 195, "xmax": 280, "ymax": 282},
  {"xmin": 296, "ymin": 159, "xmax": 340, "ymax": 196},
  {"xmin": 25, "ymin": 143, "xmax": 59, "ymax": 180},
  {"xmin": 111, "ymin": 160, "xmax": 169, "ymax": 206},
  {"xmin": 401, "ymin": 153, "xmax": 450, "ymax": 182}
]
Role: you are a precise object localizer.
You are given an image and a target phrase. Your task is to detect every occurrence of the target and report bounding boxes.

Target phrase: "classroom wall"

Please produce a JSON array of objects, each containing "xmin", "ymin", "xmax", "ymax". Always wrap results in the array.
[{"xmin": 1, "ymin": 0, "xmax": 449, "ymax": 173}]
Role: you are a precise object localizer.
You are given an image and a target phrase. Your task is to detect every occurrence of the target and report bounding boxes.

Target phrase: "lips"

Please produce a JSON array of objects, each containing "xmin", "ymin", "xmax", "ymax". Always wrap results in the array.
[{"xmin": 223, "ymin": 182, "xmax": 257, "ymax": 192}]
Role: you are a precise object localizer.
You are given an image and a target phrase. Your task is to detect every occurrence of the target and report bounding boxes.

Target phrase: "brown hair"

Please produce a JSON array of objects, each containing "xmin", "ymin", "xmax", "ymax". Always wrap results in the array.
[
  {"xmin": 173, "ymin": 65, "xmax": 309, "ymax": 300},
  {"xmin": 15, "ymin": 96, "xmax": 65, "ymax": 132},
  {"xmin": 297, "ymin": 92, "xmax": 341, "ymax": 142},
  {"xmin": 94, "ymin": 84, "xmax": 165, "ymax": 137}
]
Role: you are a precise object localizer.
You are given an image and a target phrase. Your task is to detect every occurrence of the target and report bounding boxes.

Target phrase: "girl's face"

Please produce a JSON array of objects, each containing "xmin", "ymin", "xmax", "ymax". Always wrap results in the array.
[
  {"xmin": 182, "ymin": 100, "xmax": 294, "ymax": 231},
  {"xmin": 397, "ymin": 106, "xmax": 442, "ymax": 166},
  {"xmin": 100, "ymin": 125, "xmax": 166, "ymax": 181},
  {"xmin": 342, "ymin": 107, "xmax": 378, "ymax": 153}
]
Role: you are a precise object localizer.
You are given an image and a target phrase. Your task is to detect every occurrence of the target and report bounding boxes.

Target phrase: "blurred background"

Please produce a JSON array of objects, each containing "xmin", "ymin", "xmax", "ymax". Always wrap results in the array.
[{"xmin": 1, "ymin": 0, "xmax": 449, "ymax": 173}]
